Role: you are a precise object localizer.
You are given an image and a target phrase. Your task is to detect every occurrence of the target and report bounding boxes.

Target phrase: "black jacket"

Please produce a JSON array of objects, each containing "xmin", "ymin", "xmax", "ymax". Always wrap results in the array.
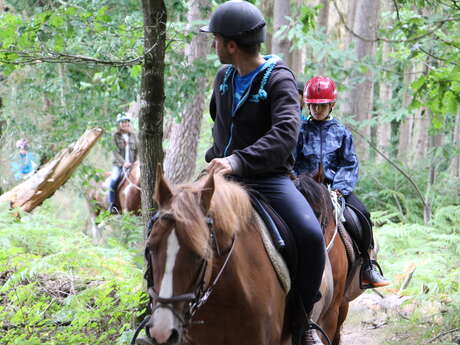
[{"xmin": 205, "ymin": 56, "xmax": 300, "ymax": 177}]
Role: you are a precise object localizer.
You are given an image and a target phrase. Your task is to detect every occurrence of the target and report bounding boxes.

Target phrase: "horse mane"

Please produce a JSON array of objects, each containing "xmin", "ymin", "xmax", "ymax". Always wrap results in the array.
[
  {"xmin": 167, "ymin": 174, "xmax": 252, "ymax": 258},
  {"xmin": 295, "ymin": 173, "xmax": 334, "ymax": 229}
]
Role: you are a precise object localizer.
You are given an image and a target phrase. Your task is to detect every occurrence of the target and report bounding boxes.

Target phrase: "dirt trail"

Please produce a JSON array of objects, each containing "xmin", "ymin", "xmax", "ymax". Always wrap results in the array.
[{"xmin": 341, "ymin": 292, "xmax": 403, "ymax": 345}]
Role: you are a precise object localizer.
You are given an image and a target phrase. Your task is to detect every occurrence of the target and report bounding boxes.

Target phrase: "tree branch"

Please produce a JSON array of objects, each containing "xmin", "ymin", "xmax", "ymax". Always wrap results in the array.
[
  {"xmin": 392, "ymin": 0, "xmax": 401, "ymax": 22},
  {"xmin": 331, "ymin": 0, "xmax": 459, "ymax": 43},
  {"xmin": 418, "ymin": 46, "xmax": 458, "ymax": 65},
  {"xmin": 426, "ymin": 328, "xmax": 460, "ymax": 344},
  {"xmin": 0, "ymin": 45, "xmax": 157, "ymax": 66},
  {"xmin": 349, "ymin": 127, "xmax": 429, "ymax": 211}
]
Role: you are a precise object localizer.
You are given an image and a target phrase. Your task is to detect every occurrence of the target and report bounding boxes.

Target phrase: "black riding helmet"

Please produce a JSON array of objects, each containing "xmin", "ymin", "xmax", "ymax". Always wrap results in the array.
[{"xmin": 200, "ymin": 0, "xmax": 266, "ymax": 45}]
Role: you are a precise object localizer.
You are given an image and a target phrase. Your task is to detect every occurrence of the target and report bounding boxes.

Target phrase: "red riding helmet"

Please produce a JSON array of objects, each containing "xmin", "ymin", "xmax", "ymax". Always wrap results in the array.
[{"xmin": 304, "ymin": 76, "xmax": 337, "ymax": 104}]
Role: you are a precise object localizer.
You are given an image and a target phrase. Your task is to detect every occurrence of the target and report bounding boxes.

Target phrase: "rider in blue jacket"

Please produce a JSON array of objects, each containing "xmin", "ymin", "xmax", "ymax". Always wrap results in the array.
[{"xmin": 294, "ymin": 76, "xmax": 389, "ymax": 289}]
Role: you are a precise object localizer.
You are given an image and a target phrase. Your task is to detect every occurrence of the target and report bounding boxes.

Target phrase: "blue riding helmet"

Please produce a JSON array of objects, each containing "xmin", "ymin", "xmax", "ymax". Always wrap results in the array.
[{"xmin": 116, "ymin": 113, "xmax": 131, "ymax": 123}]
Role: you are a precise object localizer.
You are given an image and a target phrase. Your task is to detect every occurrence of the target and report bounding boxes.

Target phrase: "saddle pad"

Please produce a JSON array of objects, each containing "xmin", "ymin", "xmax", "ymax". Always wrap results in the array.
[{"xmin": 254, "ymin": 212, "xmax": 291, "ymax": 294}]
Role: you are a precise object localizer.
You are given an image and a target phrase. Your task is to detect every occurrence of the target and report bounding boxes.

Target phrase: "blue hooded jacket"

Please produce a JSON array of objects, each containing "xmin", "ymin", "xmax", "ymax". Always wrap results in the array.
[{"xmin": 294, "ymin": 117, "xmax": 358, "ymax": 196}]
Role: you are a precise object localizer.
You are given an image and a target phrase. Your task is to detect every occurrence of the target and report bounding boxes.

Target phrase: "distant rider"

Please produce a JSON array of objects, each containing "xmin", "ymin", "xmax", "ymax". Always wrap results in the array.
[
  {"xmin": 11, "ymin": 139, "xmax": 38, "ymax": 180},
  {"xmin": 107, "ymin": 113, "xmax": 138, "ymax": 214}
]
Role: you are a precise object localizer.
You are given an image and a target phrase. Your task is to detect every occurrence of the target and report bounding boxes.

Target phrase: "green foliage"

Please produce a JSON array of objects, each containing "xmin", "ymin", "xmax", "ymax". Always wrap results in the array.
[
  {"xmin": 379, "ymin": 3, "xmax": 460, "ymax": 129},
  {"xmin": 0, "ymin": 201, "xmax": 147, "ymax": 345},
  {"xmin": 376, "ymin": 211, "xmax": 460, "ymax": 340},
  {"xmin": 358, "ymin": 160, "xmax": 460, "ymax": 224}
]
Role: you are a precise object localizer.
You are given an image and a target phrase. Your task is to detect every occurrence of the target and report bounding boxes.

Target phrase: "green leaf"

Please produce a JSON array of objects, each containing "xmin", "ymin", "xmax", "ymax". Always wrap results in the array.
[
  {"xmin": 441, "ymin": 91, "xmax": 458, "ymax": 115},
  {"xmin": 412, "ymin": 76, "xmax": 426, "ymax": 92},
  {"xmin": 130, "ymin": 65, "xmax": 141, "ymax": 78}
]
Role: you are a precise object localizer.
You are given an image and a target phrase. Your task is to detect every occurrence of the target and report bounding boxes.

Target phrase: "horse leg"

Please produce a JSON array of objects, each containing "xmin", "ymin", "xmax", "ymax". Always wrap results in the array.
[{"xmin": 331, "ymin": 302, "xmax": 349, "ymax": 345}]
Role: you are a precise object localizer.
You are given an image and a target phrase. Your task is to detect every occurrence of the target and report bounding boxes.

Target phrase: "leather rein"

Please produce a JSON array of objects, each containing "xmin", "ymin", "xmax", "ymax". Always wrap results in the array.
[{"xmin": 144, "ymin": 211, "xmax": 236, "ymax": 326}]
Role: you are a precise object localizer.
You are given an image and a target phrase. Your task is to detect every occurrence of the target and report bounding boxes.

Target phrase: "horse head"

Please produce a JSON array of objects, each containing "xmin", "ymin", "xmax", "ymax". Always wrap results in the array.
[{"xmin": 145, "ymin": 168, "xmax": 217, "ymax": 345}]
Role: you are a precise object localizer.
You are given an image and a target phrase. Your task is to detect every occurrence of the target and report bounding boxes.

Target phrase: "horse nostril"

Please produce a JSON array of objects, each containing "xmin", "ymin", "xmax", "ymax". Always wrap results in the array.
[{"xmin": 168, "ymin": 329, "xmax": 180, "ymax": 344}]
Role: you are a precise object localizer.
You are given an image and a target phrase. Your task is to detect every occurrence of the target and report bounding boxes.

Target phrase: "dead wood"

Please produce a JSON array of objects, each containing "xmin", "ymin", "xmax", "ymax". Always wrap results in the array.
[{"xmin": 0, "ymin": 127, "xmax": 103, "ymax": 212}]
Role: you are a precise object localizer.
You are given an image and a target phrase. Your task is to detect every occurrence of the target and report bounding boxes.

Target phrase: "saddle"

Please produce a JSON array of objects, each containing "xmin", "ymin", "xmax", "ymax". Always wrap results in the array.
[{"xmin": 248, "ymin": 190, "xmax": 298, "ymax": 283}]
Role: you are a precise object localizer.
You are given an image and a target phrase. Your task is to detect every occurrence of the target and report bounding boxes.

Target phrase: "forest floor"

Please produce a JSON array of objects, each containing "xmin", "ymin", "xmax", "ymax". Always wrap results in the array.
[{"xmin": 342, "ymin": 292, "xmax": 408, "ymax": 345}]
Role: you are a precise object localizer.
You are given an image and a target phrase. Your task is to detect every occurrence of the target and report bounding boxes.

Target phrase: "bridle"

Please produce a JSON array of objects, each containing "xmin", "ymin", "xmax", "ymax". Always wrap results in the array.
[{"xmin": 132, "ymin": 211, "xmax": 236, "ymax": 344}]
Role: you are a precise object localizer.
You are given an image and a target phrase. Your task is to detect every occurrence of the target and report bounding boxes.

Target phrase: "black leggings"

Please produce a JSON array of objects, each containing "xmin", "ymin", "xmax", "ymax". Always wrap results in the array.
[{"xmin": 240, "ymin": 175, "xmax": 326, "ymax": 312}]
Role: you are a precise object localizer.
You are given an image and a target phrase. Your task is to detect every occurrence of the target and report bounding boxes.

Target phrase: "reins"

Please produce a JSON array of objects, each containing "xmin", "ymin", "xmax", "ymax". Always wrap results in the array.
[
  {"xmin": 131, "ymin": 210, "xmax": 236, "ymax": 345},
  {"xmin": 122, "ymin": 166, "xmax": 141, "ymax": 191}
]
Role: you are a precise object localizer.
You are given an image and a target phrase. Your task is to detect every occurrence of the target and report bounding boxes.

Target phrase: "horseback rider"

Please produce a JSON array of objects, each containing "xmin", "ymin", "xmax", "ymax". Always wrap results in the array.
[
  {"xmin": 294, "ymin": 76, "xmax": 390, "ymax": 288},
  {"xmin": 11, "ymin": 138, "xmax": 38, "ymax": 180},
  {"xmin": 201, "ymin": 0, "xmax": 325, "ymax": 327},
  {"xmin": 107, "ymin": 113, "xmax": 138, "ymax": 214}
]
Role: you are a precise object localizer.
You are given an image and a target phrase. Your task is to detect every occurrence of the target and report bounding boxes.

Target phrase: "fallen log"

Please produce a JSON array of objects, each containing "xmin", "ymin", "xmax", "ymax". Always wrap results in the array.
[{"xmin": 0, "ymin": 127, "xmax": 103, "ymax": 212}]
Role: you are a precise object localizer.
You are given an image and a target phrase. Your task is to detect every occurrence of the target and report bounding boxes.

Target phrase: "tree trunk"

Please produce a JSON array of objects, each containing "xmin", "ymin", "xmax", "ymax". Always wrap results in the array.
[
  {"xmin": 290, "ymin": 0, "xmax": 305, "ymax": 76},
  {"xmin": 139, "ymin": 0, "xmax": 167, "ymax": 232},
  {"xmin": 261, "ymin": 0, "xmax": 274, "ymax": 54},
  {"xmin": 344, "ymin": 0, "xmax": 358, "ymax": 49},
  {"xmin": 375, "ymin": 0, "xmax": 393, "ymax": 161},
  {"xmin": 164, "ymin": 0, "xmax": 209, "ymax": 184},
  {"xmin": 412, "ymin": 108, "xmax": 429, "ymax": 164},
  {"xmin": 272, "ymin": 0, "xmax": 291, "ymax": 66},
  {"xmin": 0, "ymin": 128, "xmax": 103, "ymax": 212},
  {"xmin": 343, "ymin": 0, "xmax": 380, "ymax": 160},
  {"xmin": 450, "ymin": 113, "xmax": 460, "ymax": 178},
  {"xmin": 424, "ymin": 126, "xmax": 443, "ymax": 223},
  {"xmin": 318, "ymin": 0, "xmax": 330, "ymax": 31},
  {"xmin": 376, "ymin": 45, "xmax": 392, "ymax": 161},
  {"xmin": 353, "ymin": 0, "xmax": 380, "ymax": 158}
]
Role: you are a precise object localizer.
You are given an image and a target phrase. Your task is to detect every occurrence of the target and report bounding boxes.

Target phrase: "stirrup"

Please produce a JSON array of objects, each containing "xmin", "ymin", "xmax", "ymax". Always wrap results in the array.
[{"xmin": 305, "ymin": 320, "xmax": 332, "ymax": 345}]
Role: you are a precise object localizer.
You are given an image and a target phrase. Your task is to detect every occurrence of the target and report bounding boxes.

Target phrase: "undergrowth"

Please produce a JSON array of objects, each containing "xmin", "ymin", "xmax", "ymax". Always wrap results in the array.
[
  {"xmin": 373, "ymin": 205, "xmax": 460, "ymax": 345},
  {"xmin": 0, "ymin": 201, "xmax": 147, "ymax": 345}
]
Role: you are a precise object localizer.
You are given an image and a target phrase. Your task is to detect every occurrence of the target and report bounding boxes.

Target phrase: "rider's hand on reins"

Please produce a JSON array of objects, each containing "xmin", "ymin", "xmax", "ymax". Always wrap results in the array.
[{"xmin": 206, "ymin": 158, "xmax": 233, "ymax": 176}]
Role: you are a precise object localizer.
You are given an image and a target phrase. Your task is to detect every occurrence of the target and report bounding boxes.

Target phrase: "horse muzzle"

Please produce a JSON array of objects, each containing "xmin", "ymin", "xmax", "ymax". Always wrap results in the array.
[{"xmin": 147, "ymin": 306, "xmax": 184, "ymax": 345}]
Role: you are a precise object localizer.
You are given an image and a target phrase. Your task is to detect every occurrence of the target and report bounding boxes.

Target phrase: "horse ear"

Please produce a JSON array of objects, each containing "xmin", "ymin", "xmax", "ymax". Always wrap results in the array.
[
  {"xmin": 155, "ymin": 164, "xmax": 172, "ymax": 207},
  {"xmin": 200, "ymin": 173, "xmax": 215, "ymax": 213}
]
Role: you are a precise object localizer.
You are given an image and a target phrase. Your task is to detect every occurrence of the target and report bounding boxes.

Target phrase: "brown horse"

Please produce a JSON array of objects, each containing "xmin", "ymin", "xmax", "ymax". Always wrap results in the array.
[
  {"xmin": 296, "ymin": 174, "xmax": 364, "ymax": 345},
  {"xmin": 84, "ymin": 162, "xmax": 141, "ymax": 241},
  {"xmin": 116, "ymin": 160, "xmax": 141, "ymax": 215},
  {"xmin": 145, "ymin": 171, "xmax": 291, "ymax": 345},
  {"xmin": 144, "ymin": 171, "xmax": 363, "ymax": 345}
]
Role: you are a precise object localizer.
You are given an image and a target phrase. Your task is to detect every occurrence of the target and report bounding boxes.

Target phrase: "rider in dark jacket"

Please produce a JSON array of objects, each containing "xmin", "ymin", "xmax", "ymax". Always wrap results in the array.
[
  {"xmin": 294, "ymin": 76, "xmax": 389, "ymax": 289},
  {"xmin": 202, "ymin": 0, "xmax": 325, "ymax": 325}
]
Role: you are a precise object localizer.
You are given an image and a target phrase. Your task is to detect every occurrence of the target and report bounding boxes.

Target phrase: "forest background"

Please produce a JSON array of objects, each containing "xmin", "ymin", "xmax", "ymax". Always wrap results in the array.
[{"xmin": 0, "ymin": 0, "xmax": 459, "ymax": 344}]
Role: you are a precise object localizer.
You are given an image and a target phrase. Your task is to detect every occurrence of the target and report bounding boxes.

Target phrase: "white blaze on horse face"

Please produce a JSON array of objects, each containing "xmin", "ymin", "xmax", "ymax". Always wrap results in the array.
[{"xmin": 151, "ymin": 229, "xmax": 180, "ymax": 344}]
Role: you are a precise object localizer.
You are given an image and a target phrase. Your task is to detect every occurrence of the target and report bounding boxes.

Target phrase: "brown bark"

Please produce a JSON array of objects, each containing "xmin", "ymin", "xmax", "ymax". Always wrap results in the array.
[
  {"xmin": 375, "ymin": 0, "xmax": 393, "ymax": 161},
  {"xmin": 290, "ymin": 0, "xmax": 305, "ymax": 76},
  {"xmin": 412, "ymin": 108, "xmax": 430, "ymax": 164},
  {"xmin": 273, "ymin": 0, "xmax": 292, "ymax": 66},
  {"xmin": 376, "ymin": 48, "xmax": 392, "ymax": 161},
  {"xmin": 450, "ymin": 114, "xmax": 460, "ymax": 178},
  {"xmin": 164, "ymin": 0, "xmax": 209, "ymax": 184},
  {"xmin": 0, "ymin": 128, "xmax": 103, "ymax": 212},
  {"xmin": 261, "ymin": 0, "xmax": 274, "ymax": 54},
  {"xmin": 343, "ymin": 0, "xmax": 381, "ymax": 159},
  {"xmin": 139, "ymin": 0, "xmax": 167, "ymax": 231},
  {"xmin": 318, "ymin": 0, "xmax": 330, "ymax": 31},
  {"xmin": 399, "ymin": 63, "xmax": 428, "ymax": 164}
]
